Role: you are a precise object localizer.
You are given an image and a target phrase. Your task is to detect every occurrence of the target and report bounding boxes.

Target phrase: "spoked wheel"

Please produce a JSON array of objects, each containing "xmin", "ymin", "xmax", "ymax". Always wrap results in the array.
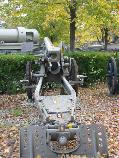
[
  {"xmin": 70, "ymin": 58, "xmax": 79, "ymax": 96},
  {"xmin": 26, "ymin": 61, "xmax": 33, "ymax": 100},
  {"xmin": 107, "ymin": 57, "xmax": 119, "ymax": 94}
]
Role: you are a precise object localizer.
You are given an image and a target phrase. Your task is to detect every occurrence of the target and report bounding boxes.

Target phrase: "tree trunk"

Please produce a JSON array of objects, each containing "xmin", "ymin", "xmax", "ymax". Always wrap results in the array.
[
  {"xmin": 104, "ymin": 27, "xmax": 108, "ymax": 50},
  {"xmin": 101, "ymin": 28, "xmax": 105, "ymax": 43},
  {"xmin": 69, "ymin": 0, "xmax": 76, "ymax": 51}
]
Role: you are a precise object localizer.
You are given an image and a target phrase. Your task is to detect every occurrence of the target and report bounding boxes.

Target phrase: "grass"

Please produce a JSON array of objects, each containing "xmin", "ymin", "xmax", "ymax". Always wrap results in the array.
[{"xmin": 10, "ymin": 107, "xmax": 23, "ymax": 117}]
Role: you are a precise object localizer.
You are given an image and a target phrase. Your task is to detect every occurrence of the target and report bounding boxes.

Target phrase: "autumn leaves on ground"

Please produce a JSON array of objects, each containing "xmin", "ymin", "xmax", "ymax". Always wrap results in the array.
[{"xmin": 0, "ymin": 83, "xmax": 119, "ymax": 158}]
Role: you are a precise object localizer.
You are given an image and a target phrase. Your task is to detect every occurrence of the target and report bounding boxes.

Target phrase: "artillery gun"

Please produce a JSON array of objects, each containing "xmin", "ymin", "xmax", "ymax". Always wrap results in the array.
[
  {"xmin": 0, "ymin": 27, "xmax": 39, "ymax": 53},
  {"xmin": 106, "ymin": 57, "xmax": 119, "ymax": 94},
  {"xmin": 20, "ymin": 37, "xmax": 108, "ymax": 157},
  {"xmin": 0, "ymin": 26, "xmax": 108, "ymax": 157}
]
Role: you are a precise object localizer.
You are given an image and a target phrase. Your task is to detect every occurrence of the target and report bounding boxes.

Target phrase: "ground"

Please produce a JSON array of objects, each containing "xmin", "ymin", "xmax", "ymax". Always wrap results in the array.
[{"xmin": 0, "ymin": 83, "xmax": 119, "ymax": 158}]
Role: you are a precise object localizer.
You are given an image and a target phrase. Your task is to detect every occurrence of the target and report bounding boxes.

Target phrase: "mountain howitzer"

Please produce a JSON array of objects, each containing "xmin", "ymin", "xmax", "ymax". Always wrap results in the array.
[
  {"xmin": 0, "ymin": 26, "xmax": 108, "ymax": 157},
  {"xmin": 20, "ymin": 36, "xmax": 109, "ymax": 158},
  {"xmin": 106, "ymin": 57, "xmax": 119, "ymax": 94}
]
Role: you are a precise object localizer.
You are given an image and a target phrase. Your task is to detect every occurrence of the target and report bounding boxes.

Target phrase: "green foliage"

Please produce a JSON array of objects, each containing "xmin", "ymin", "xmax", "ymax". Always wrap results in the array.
[
  {"xmin": 0, "ymin": 0, "xmax": 70, "ymax": 43},
  {"xmin": 0, "ymin": 0, "xmax": 119, "ymax": 46},
  {"xmin": 0, "ymin": 51, "xmax": 119, "ymax": 94}
]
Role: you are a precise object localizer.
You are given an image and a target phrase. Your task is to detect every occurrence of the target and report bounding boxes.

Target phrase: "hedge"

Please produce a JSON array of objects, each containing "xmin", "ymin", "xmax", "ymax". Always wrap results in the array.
[
  {"xmin": 0, "ymin": 54, "xmax": 37, "ymax": 94},
  {"xmin": 66, "ymin": 51, "xmax": 119, "ymax": 84},
  {"xmin": 0, "ymin": 51, "xmax": 118, "ymax": 94}
]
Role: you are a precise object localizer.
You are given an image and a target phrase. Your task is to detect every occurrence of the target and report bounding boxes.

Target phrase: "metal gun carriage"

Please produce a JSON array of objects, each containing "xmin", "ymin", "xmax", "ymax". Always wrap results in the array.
[{"xmin": 0, "ymin": 27, "xmax": 109, "ymax": 158}]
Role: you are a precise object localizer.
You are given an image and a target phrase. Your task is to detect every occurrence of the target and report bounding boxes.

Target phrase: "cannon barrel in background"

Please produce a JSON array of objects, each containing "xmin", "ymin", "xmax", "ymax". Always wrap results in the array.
[{"xmin": 0, "ymin": 27, "xmax": 39, "ymax": 43}]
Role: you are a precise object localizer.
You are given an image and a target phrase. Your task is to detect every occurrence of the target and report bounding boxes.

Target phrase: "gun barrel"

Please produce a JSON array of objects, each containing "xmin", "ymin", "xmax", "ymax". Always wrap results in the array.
[
  {"xmin": 44, "ymin": 37, "xmax": 60, "ymax": 52},
  {"xmin": 0, "ymin": 27, "xmax": 39, "ymax": 43}
]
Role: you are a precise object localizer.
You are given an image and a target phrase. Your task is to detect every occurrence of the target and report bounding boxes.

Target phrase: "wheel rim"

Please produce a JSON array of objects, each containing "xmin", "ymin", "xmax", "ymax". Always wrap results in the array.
[
  {"xmin": 107, "ymin": 57, "xmax": 118, "ymax": 94},
  {"xmin": 26, "ymin": 61, "xmax": 32, "ymax": 84},
  {"xmin": 70, "ymin": 59, "xmax": 78, "ymax": 96},
  {"xmin": 26, "ymin": 61, "xmax": 33, "ymax": 100}
]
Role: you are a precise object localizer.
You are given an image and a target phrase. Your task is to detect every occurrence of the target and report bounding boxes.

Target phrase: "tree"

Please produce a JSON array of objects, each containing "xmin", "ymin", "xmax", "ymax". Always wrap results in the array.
[
  {"xmin": 0, "ymin": 0, "xmax": 119, "ymax": 50},
  {"xmin": 0, "ymin": 0, "xmax": 69, "ymax": 42},
  {"xmin": 82, "ymin": 0, "xmax": 119, "ymax": 50},
  {"xmin": 0, "ymin": 0, "xmax": 82, "ymax": 50}
]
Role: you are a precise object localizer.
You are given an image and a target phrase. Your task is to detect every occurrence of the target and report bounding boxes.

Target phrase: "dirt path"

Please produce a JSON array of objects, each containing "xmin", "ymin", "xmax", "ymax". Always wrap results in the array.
[{"xmin": 0, "ymin": 84, "xmax": 119, "ymax": 158}]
